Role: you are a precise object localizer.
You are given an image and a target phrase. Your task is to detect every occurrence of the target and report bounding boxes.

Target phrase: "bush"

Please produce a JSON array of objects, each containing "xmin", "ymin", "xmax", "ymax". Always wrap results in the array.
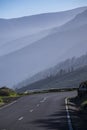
[
  {"xmin": 0, "ymin": 87, "xmax": 16, "ymax": 96},
  {"xmin": 0, "ymin": 98, "xmax": 3, "ymax": 103}
]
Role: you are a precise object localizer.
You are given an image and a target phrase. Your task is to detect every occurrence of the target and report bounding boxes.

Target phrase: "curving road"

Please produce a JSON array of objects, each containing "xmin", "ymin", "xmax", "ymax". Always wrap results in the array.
[{"xmin": 0, "ymin": 91, "xmax": 76, "ymax": 130}]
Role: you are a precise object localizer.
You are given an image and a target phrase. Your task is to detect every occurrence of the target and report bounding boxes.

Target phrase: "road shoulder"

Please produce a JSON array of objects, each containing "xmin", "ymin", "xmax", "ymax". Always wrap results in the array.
[{"xmin": 68, "ymin": 96, "xmax": 87, "ymax": 130}]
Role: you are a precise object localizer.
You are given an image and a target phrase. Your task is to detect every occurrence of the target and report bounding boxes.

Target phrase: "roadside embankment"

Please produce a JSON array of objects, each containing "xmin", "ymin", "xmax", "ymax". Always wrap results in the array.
[{"xmin": 68, "ymin": 92, "xmax": 87, "ymax": 130}]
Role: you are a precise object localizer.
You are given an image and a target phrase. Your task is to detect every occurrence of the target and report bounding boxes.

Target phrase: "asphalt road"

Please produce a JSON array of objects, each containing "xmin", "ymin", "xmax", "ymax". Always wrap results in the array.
[{"xmin": 0, "ymin": 91, "xmax": 76, "ymax": 130}]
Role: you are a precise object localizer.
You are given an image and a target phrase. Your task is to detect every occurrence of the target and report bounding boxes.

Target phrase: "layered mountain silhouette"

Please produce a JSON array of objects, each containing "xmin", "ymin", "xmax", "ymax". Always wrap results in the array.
[
  {"xmin": 16, "ymin": 53, "xmax": 87, "ymax": 90},
  {"xmin": 0, "ymin": 7, "xmax": 87, "ymax": 88}
]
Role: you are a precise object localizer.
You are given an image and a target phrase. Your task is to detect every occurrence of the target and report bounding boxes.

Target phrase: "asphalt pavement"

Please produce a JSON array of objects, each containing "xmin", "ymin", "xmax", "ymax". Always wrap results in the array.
[{"xmin": 0, "ymin": 91, "xmax": 76, "ymax": 130}]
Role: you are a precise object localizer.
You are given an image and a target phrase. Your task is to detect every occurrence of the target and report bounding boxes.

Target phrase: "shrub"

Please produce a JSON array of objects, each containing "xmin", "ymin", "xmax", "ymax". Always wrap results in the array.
[
  {"xmin": 0, "ymin": 97, "xmax": 3, "ymax": 103},
  {"xmin": 0, "ymin": 87, "xmax": 17, "ymax": 96}
]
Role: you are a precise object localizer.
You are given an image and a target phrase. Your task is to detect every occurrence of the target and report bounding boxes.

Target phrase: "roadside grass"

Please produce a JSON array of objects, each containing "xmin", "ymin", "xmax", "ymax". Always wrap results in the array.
[
  {"xmin": 0, "ymin": 97, "xmax": 4, "ymax": 105},
  {"xmin": 69, "ymin": 93, "xmax": 87, "ymax": 114},
  {"xmin": 81, "ymin": 99, "xmax": 87, "ymax": 111},
  {"xmin": 0, "ymin": 87, "xmax": 23, "ymax": 107},
  {"xmin": 0, "ymin": 95, "xmax": 20, "ymax": 106}
]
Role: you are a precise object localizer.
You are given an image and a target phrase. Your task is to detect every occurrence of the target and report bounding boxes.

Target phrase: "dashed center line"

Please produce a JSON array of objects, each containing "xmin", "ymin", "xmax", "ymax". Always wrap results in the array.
[
  {"xmin": 30, "ymin": 109, "xmax": 34, "ymax": 112},
  {"xmin": 44, "ymin": 97, "xmax": 47, "ymax": 101},
  {"xmin": 40, "ymin": 100, "xmax": 44, "ymax": 103},
  {"xmin": 37, "ymin": 104, "xmax": 40, "ymax": 107},
  {"xmin": 29, "ymin": 97, "xmax": 47, "ymax": 113},
  {"xmin": 40, "ymin": 97, "xmax": 47, "ymax": 103},
  {"xmin": 18, "ymin": 116, "xmax": 24, "ymax": 121}
]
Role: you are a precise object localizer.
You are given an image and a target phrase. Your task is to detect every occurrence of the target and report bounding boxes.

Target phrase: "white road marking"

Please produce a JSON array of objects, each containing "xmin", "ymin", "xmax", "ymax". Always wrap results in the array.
[
  {"xmin": 18, "ymin": 116, "xmax": 24, "ymax": 121},
  {"xmin": 0, "ymin": 101, "xmax": 17, "ymax": 110},
  {"xmin": 65, "ymin": 98, "xmax": 73, "ymax": 130},
  {"xmin": 40, "ymin": 97, "xmax": 47, "ymax": 103},
  {"xmin": 30, "ymin": 109, "xmax": 34, "ymax": 112},
  {"xmin": 44, "ymin": 97, "xmax": 47, "ymax": 101},
  {"xmin": 37, "ymin": 104, "xmax": 40, "ymax": 107},
  {"xmin": 40, "ymin": 100, "xmax": 44, "ymax": 103}
]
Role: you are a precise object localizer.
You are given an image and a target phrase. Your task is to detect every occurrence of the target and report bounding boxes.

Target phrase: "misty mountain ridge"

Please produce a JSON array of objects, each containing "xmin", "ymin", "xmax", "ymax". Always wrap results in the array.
[
  {"xmin": 17, "ymin": 64, "xmax": 87, "ymax": 93},
  {"xmin": 51, "ymin": 9, "xmax": 87, "ymax": 35},
  {"xmin": 0, "ymin": 6, "xmax": 87, "ymax": 88},
  {"xmin": 16, "ymin": 53, "xmax": 87, "ymax": 89},
  {"xmin": 0, "ymin": 6, "xmax": 86, "ymax": 55}
]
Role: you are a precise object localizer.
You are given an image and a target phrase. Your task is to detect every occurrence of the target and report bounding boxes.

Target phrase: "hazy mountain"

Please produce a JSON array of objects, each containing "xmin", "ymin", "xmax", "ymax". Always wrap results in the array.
[
  {"xmin": 54, "ymin": 9, "xmax": 87, "ymax": 33},
  {"xmin": 16, "ymin": 53, "xmax": 87, "ymax": 89},
  {"xmin": 0, "ymin": 29, "xmax": 51, "ymax": 56},
  {"xmin": 0, "ymin": 6, "xmax": 86, "ymax": 55},
  {"xmin": 0, "ymin": 7, "xmax": 87, "ymax": 88},
  {"xmin": 16, "ymin": 65, "xmax": 87, "ymax": 93},
  {"xmin": 0, "ymin": 6, "xmax": 86, "ymax": 36}
]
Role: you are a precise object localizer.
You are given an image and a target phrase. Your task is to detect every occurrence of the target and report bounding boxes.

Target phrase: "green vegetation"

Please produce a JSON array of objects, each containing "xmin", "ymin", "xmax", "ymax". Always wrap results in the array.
[
  {"xmin": 0, "ymin": 97, "xmax": 4, "ymax": 105},
  {"xmin": 0, "ymin": 87, "xmax": 20, "ymax": 106},
  {"xmin": 0, "ymin": 87, "xmax": 17, "ymax": 96},
  {"xmin": 81, "ymin": 100, "xmax": 87, "ymax": 108}
]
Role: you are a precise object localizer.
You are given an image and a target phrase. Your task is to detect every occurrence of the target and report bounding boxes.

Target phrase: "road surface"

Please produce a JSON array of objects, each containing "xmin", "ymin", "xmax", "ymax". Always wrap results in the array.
[{"xmin": 0, "ymin": 91, "xmax": 76, "ymax": 130}]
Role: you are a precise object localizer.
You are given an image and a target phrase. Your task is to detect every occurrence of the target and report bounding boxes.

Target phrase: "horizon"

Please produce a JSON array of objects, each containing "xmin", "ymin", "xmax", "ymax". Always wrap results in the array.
[
  {"xmin": 0, "ymin": 0, "xmax": 87, "ymax": 19},
  {"xmin": 0, "ymin": 6, "xmax": 87, "ymax": 20}
]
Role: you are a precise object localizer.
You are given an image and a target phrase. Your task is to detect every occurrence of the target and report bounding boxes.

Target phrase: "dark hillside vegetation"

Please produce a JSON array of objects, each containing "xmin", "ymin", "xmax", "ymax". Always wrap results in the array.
[
  {"xmin": 16, "ymin": 53, "xmax": 87, "ymax": 89},
  {"xmin": 17, "ymin": 65, "xmax": 87, "ymax": 93},
  {"xmin": 0, "ymin": 87, "xmax": 19, "ymax": 106}
]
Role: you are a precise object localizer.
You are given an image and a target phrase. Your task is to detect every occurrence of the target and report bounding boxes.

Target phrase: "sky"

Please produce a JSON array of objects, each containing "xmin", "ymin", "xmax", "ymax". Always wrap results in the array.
[{"xmin": 0, "ymin": 0, "xmax": 87, "ymax": 18}]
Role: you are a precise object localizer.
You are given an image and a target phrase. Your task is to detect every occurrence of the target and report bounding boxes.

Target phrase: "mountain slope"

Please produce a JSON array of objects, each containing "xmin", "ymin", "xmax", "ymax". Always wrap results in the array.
[
  {"xmin": 16, "ymin": 53, "xmax": 87, "ymax": 89},
  {"xmin": 16, "ymin": 65, "xmax": 87, "ymax": 92},
  {"xmin": 0, "ymin": 7, "xmax": 87, "ymax": 87},
  {"xmin": 0, "ymin": 29, "xmax": 51, "ymax": 56},
  {"xmin": 0, "ymin": 6, "xmax": 86, "ymax": 54},
  {"xmin": 0, "ymin": 6, "xmax": 86, "ymax": 36},
  {"xmin": 55, "ymin": 9, "xmax": 87, "ymax": 33},
  {"xmin": 1, "ymin": 23, "xmax": 87, "ymax": 87}
]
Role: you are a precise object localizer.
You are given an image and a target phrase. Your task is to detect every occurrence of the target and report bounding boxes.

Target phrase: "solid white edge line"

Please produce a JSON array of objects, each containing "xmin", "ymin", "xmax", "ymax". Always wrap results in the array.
[
  {"xmin": 65, "ymin": 98, "xmax": 73, "ymax": 130},
  {"xmin": 0, "ymin": 101, "xmax": 17, "ymax": 110}
]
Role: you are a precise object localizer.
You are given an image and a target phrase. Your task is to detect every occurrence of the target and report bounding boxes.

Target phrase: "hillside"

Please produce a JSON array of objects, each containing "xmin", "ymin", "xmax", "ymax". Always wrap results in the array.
[
  {"xmin": 16, "ymin": 53, "xmax": 87, "ymax": 89},
  {"xmin": 0, "ymin": 7, "xmax": 86, "ymax": 56},
  {"xmin": 0, "ymin": 7, "xmax": 87, "ymax": 87},
  {"xmin": 17, "ymin": 65, "xmax": 87, "ymax": 93},
  {"xmin": 0, "ymin": 6, "xmax": 86, "ymax": 38}
]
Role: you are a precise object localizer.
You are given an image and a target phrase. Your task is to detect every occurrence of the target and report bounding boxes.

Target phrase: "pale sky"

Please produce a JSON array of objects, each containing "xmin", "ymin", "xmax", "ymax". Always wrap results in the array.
[{"xmin": 0, "ymin": 0, "xmax": 87, "ymax": 18}]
